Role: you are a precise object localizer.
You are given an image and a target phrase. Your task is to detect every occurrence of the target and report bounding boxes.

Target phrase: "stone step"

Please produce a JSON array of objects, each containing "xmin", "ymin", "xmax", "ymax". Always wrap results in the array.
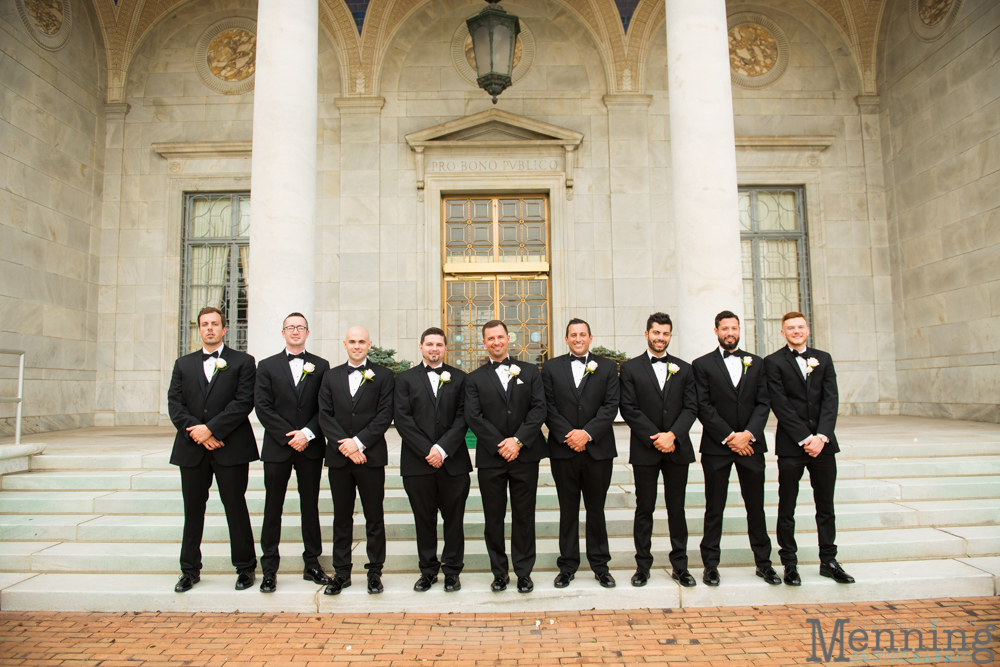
[
  {"xmin": 2, "ymin": 526, "xmax": 995, "ymax": 575},
  {"xmin": 1, "ymin": 558, "xmax": 996, "ymax": 613},
  {"xmin": 3, "ymin": 500, "xmax": 998, "ymax": 543}
]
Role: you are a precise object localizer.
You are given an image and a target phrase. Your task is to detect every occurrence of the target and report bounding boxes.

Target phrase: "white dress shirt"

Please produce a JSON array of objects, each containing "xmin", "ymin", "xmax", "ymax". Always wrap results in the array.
[
  {"xmin": 788, "ymin": 346, "xmax": 827, "ymax": 447},
  {"xmin": 287, "ymin": 350, "xmax": 315, "ymax": 442},
  {"xmin": 424, "ymin": 363, "xmax": 448, "ymax": 462},
  {"xmin": 648, "ymin": 350, "xmax": 668, "ymax": 390},
  {"xmin": 201, "ymin": 343, "xmax": 225, "ymax": 382},
  {"xmin": 347, "ymin": 360, "xmax": 367, "ymax": 452},
  {"xmin": 719, "ymin": 347, "xmax": 752, "ymax": 445},
  {"xmin": 570, "ymin": 353, "xmax": 588, "ymax": 387},
  {"xmin": 494, "ymin": 358, "xmax": 513, "ymax": 390}
]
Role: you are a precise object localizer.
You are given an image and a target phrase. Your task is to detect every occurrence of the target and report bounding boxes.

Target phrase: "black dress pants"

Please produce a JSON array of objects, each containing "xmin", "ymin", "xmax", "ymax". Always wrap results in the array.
[
  {"xmin": 328, "ymin": 463, "xmax": 385, "ymax": 576},
  {"xmin": 179, "ymin": 453, "xmax": 256, "ymax": 576},
  {"xmin": 402, "ymin": 469, "xmax": 471, "ymax": 577},
  {"xmin": 700, "ymin": 452, "xmax": 772, "ymax": 569},
  {"xmin": 551, "ymin": 455, "xmax": 613, "ymax": 574},
  {"xmin": 777, "ymin": 453, "xmax": 838, "ymax": 565},
  {"xmin": 260, "ymin": 452, "xmax": 324, "ymax": 575},
  {"xmin": 633, "ymin": 458, "xmax": 690, "ymax": 572},
  {"xmin": 477, "ymin": 460, "xmax": 539, "ymax": 578}
]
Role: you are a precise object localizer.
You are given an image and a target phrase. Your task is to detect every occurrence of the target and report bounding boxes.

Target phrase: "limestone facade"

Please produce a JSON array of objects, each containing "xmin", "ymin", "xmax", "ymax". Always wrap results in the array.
[{"xmin": 0, "ymin": 0, "xmax": 997, "ymax": 432}]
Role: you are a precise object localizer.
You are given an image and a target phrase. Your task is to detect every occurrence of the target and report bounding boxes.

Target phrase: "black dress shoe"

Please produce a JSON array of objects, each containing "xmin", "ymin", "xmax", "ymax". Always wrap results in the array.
[
  {"xmin": 323, "ymin": 573, "xmax": 352, "ymax": 595},
  {"xmin": 783, "ymin": 565, "xmax": 801, "ymax": 586},
  {"xmin": 174, "ymin": 573, "xmax": 200, "ymax": 593},
  {"xmin": 553, "ymin": 571, "xmax": 575, "ymax": 588},
  {"xmin": 703, "ymin": 567, "xmax": 720, "ymax": 586},
  {"xmin": 413, "ymin": 574, "xmax": 438, "ymax": 592},
  {"xmin": 260, "ymin": 573, "xmax": 277, "ymax": 593},
  {"xmin": 303, "ymin": 567, "xmax": 334, "ymax": 585},
  {"xmin": 444, "ymin": 574, "xmax": 461, "ymax": 592},
  {"xmin": 756, "ymin": 565, "xmax": 782, "ymax": 585},
  {"xmin": 491, "ymin": 574, "xmax": 509, "ymax": 592},
  {"xmin": 595, "ymin": 572, "xmax": 616, "ymax": 588},
  {"xmin": 630, "ymin": 570, "xmax": 649, "ymax": 587},
  {"xmin": 367, "ymin": 572, "xmax": 384, "ymax": 594},
  {"xmin": 820, "ymin": 560, "xmax": 855, "ymax": 584},
  {"xmin": 517, "ymin": 575, "xmax": 534, "ymax": 593},
  {"xmin": 235, "ymin": 571, "xmax": 256, "ymax": 590},
  {"xmin": 671, "ymin": 569, "xmax": 697, "ymax": 587}
]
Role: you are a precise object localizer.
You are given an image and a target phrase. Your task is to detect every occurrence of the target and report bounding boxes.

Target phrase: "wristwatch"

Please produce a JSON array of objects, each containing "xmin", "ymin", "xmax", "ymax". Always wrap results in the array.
[{"xmin": 513, "ymin": 436, "xmax": 523, "ymax": 448}]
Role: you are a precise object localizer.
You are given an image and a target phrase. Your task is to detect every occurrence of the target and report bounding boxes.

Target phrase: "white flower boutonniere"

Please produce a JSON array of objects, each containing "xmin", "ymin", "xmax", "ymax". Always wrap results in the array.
[
  {"xmin": 361, "ymin": 368, "xmax": 375, "ymax": 385},
  {"xmin": 302, "ymin": 362, "xmax": 315, "ymax": 375},
  {"xmin": 666, "ymin": 362, "xmax": 680, "ymax": 381},
  {"xmin": 585, "ymin": 360, "xmax": 598, "ymax": 376},
  {"xmin": 508, "ymin": 365, "xmax": 521, "ymax": 378},
  {"xmin": 439, "ymin": 370, "xmax": 452, "ymax": 387},
  {"xmin": 742, "ymin": 356, "xmax": 753, "ymax": 375},
  {"xmin": 211, "ymin": 357, "xmax": 228, "ymax": 377},
  {"xmin": 806, "ymin": 357, "xmax": 820, "ymax": 376}
]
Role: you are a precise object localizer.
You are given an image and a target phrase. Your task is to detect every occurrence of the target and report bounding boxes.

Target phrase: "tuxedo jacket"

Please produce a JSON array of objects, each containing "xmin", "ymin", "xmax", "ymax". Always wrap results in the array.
[
  {"xmin": 541, "ymin": 353, "xmax": 619, "ymax": 461},
  {"xmin": 464, "ymin": 358, "xmax": 548, "ymax": 468},
  {"xmin": 764, "ymin": 346, "xmax": 840, "ymax": 457},
  {"xmin": 619, "ymin": 353, "xmax": 698, "ymax": 466},
  {"xmin": 318, "ymin": 361, "xmax": 394, "ymax": 468},
  {"xmin": 394, "ymin": 363, "xmax": 473, "ymax": 477},
  {"xmin": 691, "ymin": 349, "xmax": 771, "ymax": 457},
  {"xmin": 254, "ymin": 350, "xmax": 330, "ymax": 463},
  {"xmin": 167, "ymin": 346, "xmax": 258, "ymax": 468}
]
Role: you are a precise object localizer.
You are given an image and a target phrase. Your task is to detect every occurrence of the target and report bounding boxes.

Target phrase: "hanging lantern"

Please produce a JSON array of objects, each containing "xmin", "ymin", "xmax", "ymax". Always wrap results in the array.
[{"xmin": 466, "ymin": 0, "xmax": 520, "ymax": 104}]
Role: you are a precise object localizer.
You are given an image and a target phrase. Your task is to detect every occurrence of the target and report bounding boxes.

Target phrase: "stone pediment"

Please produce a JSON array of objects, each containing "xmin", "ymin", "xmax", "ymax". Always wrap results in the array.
[{"xmin": 405, "ymin": 109, "xmax": 583, "ymax": 149}]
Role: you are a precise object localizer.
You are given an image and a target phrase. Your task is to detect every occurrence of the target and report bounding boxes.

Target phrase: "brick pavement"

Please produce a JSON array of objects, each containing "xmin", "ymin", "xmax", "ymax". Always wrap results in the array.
[{"xmin": 0, "ymin": 598, "xmax": 997, "ymax": 666}]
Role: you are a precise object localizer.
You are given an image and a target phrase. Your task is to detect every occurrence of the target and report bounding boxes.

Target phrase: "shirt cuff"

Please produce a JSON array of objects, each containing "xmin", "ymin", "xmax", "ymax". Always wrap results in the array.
[
  {"xmin": 432, "ymin": 444, "xmax": 448, "ymax": 461},
  {"xmin": 354, "ymin": 436, "xmax": 365, "ymax": 453},
  {"xmin": 301, "ymin": 427, "xmax": 316, "ymax": 441},
  {"xmin": 723, "ymin": 431, "xmax": 735, "ymax": 445},
  {"xmin": 583, "ymin": 430, "xmax": 593, "ymax": 441},
  {"xmin": 798, "ymin": 436, "xmax": 809, "ymax": 447}
]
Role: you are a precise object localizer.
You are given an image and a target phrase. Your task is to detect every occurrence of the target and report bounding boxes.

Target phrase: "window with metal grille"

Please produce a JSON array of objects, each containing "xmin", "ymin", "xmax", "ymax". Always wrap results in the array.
[
  {"xmin": 739, "ymin": 186, "xmax": 812, "ymax": 355},
  {"xmin": 179, "ymin": 192, "xmax": 250, "ymax": 355}
]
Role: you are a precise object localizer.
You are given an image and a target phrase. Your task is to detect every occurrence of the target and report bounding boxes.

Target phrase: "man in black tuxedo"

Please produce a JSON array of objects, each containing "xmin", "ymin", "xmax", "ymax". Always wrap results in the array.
[
  {"xmin": 254, "ymin": 312, "xmax": 334, "ymax": 593},
  {"xmin": 541, "ymin": 318, "xmax": 619, "ymax": 589},
  {"xmin": 764, "ymin": 312, "xmax": 854, "ymax": 586},
  {"xmin": 167, "ymin": 306, "xmax": 257, "ymax": 593},
  {"xmin": 465, "ymin": 320, "xmax": 547, "ymax": 593},
  {"xmin": 394, "ymin": 327, "xmax": 472, "ymax": 593},
  {"xmin": 692, "ymin": 310, "xmax": 780, "ymax": 586},
  {"xmin": 619, "ymin": 312, "xmax": 699, "ymax": 588},
  {"xmin": 318, "ymin": 326, "xmax": 394, "ymax": 595}
]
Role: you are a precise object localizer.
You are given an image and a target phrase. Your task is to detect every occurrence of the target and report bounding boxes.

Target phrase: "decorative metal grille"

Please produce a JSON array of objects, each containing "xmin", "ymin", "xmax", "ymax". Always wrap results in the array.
[
  {"xmin": 738, "ymin": 186, "xmax": 812, "ymax": 355},
  {"xmin": 179, "ymin": 192, "xmax": 250, "ymax": 355},
  {"xmin": 443, "ymin": 196, "xmax": 550, "ymax": 371}
]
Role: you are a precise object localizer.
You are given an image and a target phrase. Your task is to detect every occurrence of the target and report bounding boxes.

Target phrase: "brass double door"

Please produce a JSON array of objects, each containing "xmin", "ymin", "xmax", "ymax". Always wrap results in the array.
[{"xmin": 442, "ymin": 195, "xmax": 551, "ymax": 372}]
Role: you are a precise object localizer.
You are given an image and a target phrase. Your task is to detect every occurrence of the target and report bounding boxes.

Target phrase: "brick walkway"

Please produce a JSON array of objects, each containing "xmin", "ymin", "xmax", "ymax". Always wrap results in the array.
[{"xmin": 1, "ymin": 598, "xmax": 998, "ymax": 666}]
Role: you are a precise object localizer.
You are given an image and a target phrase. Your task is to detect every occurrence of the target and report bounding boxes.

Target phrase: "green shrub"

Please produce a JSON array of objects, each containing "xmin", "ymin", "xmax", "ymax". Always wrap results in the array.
[{"xmin": 368, "ymin": 345, "xmax": 413, "ymax": 375}]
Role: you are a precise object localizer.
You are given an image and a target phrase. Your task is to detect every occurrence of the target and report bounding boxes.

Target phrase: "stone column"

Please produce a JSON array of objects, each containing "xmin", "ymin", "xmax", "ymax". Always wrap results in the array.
[
  {"xmin": 666, "ymin": 0, "xmax": 744, "ymax": 360},
  {"xmin": 247, "ymin": 0, "xmax": 319, "ymax": 360}
]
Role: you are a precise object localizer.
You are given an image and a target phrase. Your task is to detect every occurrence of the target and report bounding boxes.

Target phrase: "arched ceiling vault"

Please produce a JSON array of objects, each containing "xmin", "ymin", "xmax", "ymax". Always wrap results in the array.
[{"xmin": 90, "ymin": 0, "xmax": 885, "ymax": 105}]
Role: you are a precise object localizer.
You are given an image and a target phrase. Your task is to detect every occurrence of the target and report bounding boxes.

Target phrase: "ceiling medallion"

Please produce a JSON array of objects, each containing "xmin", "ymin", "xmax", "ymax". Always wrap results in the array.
[
  {"xmin": 452, "ymin": 19, "xmax": 534, "ymax": 90},
  {"xmin": 727, "ymin": 13, "xmax": 789, "ymax": 90},
  {"xmin": 194, "ymin": 18, "xmax": 257, "ymax": 95},
  {"xmin": 909, "ymin": 0, "xmax": 964, "ymax": 41},
  {"xmin": 14, "ymin": 0, "xmax": 72, "ymax": 51}
]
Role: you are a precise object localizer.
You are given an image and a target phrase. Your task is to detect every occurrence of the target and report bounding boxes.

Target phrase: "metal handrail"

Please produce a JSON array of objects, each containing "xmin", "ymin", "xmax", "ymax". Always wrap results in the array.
[{"xmin": 0, "ymin": 349, "xmax": 25, "ymax": 446}]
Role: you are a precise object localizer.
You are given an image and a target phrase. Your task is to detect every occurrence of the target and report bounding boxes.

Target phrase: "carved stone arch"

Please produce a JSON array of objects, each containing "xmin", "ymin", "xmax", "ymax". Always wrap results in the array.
[
  {"xmin": 318, "ymin": 0, "xmax": 363, "ymax": 95},
  {"xmin": 801, "ymin": 0, "xmax": 889, "ymax": 94},
  {"xmin": 618, "ymin": 0, "xmax": 664, "ymax": 94}
]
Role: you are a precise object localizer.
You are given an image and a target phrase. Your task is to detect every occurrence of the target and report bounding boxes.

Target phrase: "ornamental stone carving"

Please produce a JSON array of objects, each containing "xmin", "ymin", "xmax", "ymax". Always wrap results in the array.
[
  {"xmin": 727, "ymin": 13, "xmax": 789, "ymax": 89},
  {"xmin": 909, "ymin": 0, "xmax": 964, "ymax": 41},
  {"xmin": 195, "ymin": 18, "xmax": 257, "ymax": 95},
  {"xmin": 14, "ymin": 0, "xmax": 71, "ymax": 51}
]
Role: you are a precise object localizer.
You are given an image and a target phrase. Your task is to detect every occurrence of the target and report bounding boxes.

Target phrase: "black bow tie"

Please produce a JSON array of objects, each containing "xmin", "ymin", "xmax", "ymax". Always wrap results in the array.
[
  {"xmin": 202, "ymin": 351, "xmax": 220, "ymax": 361},
  {"xmin": 570, "ymin": 355, "xmax": 587, "ymax": 364},
  {"xmin": 490, "ymin": 359, "xmax": 511, "ymax": 369},
  {"xmin": 790, "ymin": 348, "xmax": 806, "ymax": 358},
  {"xmin": 723, "ymin": 350, "xmax": 739, "ymax": 359},
  {"xmin": 425, "ymin": 365, "xmax": 443, "ymax": 374},
  {"xmin": 287, "ymin": 352, "xmax": 306, "ymax": 361},
  {"xmin": 650, "ymin": 355, "xmax": 668, "ymax": 364},
  {"xmin": 349, "ymin": 365, "xmax": 367, "ymax": 374}
]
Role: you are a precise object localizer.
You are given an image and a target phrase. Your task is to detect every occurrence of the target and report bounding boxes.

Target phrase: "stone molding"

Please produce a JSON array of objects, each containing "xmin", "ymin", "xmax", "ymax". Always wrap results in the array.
[
  {"xmin": 602, "ymin": 94, "xmax": 654, "ymax": 111},
  {"xmin": 14, "ymin": 0, "xmax": 72, "ymax": 51},
  {"xmin": 735, "ymin": 135, "xmax": 835, "ymax": 151},
  {"xmin": 104, "ymin": 103, "xmax": 131, "ymax": 121},
  {"xmin": 151, "ymin": 141, "xmax": 253, "ymax": 175},
  {"xmin": 334, "ymin": 97, "xmax": 386, "ymax": 113},
  {"xmin": 855, "ymin": 95, "xmax": 881, "ymax": 115}
]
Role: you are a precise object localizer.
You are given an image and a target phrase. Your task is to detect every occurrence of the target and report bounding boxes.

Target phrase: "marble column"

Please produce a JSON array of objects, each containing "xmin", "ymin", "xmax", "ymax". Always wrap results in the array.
[
  {"xmin": 247, "ymin": 0, "xmax": 319, "ymax": 360},
  {"xmin": 665, "ymin": 0, "xmax": 744, "ymax": 360}
]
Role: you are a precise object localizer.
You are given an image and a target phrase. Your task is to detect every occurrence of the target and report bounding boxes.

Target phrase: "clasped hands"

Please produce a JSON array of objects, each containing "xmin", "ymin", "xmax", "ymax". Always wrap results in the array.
[
  {"xmin": 802, "ymin": 435, "xmax": 825, "ymax": 458},
  {"xmin": 338, "ymin": 438, "xmax": 367, "ymax": 465},
  {"xmin": 650, "ymin": 431, "xmax": 676, "ymax": 453},
  {"xmin": 186, "ymin": 424, "xmax": 224, "ymax": 450},
  {"xmin": 725, "ymin": 430, "xmax": 755, "ymax": 456},
  {"xmin": 564, "ymin": 429, "xmax": 589, "ymax": 452},
  {"xmin": 285, "ymin": 430, "xmax": 309, "ymax": 452},
  {"xmin": 497, "ymin": 437, "xmax": 521, "ymax": 462}
]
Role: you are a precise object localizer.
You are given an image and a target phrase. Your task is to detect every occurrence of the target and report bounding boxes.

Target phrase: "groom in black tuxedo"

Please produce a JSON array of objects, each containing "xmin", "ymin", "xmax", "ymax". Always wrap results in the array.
[
  {"xmin": 764, "ymin": 311, "xmax": 854, "ymax": 586},
  {"xmin": 318, "ymin": 326, "xmax": 394, "ymax": 595},
  {"xmin": 464, "ymin": 320, "xmax": 547, "ymax": 593},
  {"xmin": 253, "ymin": 312, "xmax": 333, "ymax": 593},
  {"xmin": 394, "ymin": 327, "xmax": 472, "ymax": 593},
  {"xmin": 541, "ymin": 318, "xmax": 619, "ymax": 589},
  {"xmin": 167, "ymin": 306, "xmax": 257, "ymax": 593},
  {"xmin": 692, "ymin": 310, "xmax": 779, "ymax": 586},
  {"xmin": 619, "ymin": 312, "xmax": 699, "ymax": 588}
]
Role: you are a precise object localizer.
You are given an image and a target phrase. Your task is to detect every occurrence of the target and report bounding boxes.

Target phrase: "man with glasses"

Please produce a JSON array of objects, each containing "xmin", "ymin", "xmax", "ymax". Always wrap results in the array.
[{"xmin": 254, "ymin": 313, "xmax": 333, "ymax": 593}]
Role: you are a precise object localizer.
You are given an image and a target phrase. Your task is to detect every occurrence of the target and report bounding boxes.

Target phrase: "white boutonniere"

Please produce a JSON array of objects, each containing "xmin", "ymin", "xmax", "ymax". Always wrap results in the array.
[
  {"xmin": 666, "ymin": 362, "xmax": 680, "ymax": 380},
  {"xmin": 300, "ymin": 361, "xmax": 315, "ymax": 382},
  {"xmin": 585, "ymin": 360, "xmax": 598, "ymax": 376},
  {"xmin": 361, "ymin": 368, "xmax": 375, "ymax": 385},
  {"xmin": 508, "ymin": 365, "xmax": 521, "ymax": 378},
  {"xmin": 439, "ymin": 370, "xmax": 452, "ymax": 387},
  {"xmin": 806, "ymin": 357, "xmax": 819, "ymax": 376},
  {"xmin": 212, "ymin": 357, "xmax": 227, "ymax": 377},
  {"xmin": 742, "ymin": 356, "xmax": 752, "ymax": 375}
]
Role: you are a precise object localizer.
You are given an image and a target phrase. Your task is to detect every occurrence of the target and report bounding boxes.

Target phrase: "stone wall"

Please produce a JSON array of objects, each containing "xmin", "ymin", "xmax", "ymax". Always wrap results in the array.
[
  {"xmin": 879, "ymin": 0, "xmax": 1000, "ymax": 422},
  {"xmin": 0, "ymin": 0, "xmax": 104, "ymax": 434}
]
